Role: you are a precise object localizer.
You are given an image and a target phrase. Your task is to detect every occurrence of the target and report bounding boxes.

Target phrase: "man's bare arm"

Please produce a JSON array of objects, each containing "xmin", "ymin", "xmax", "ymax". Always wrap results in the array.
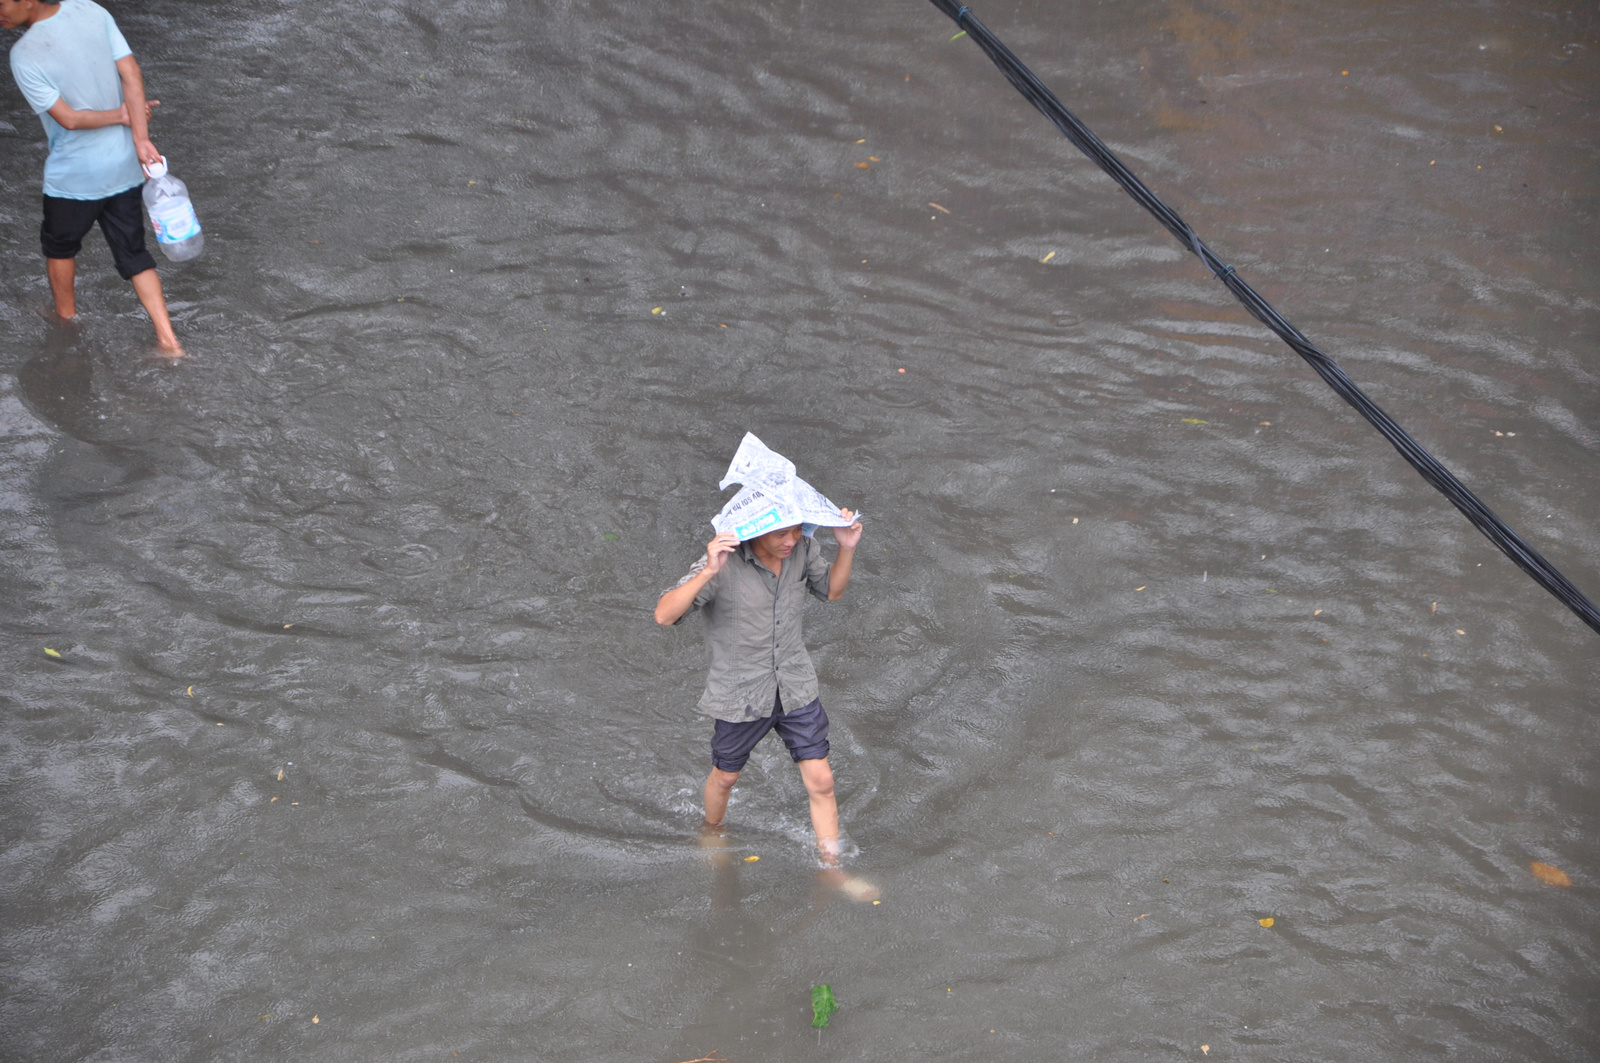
[
  {"xmin": 655, "ymin": 532, "xmax": 739, "ymax": 625},
  {"xmin": 826, "ymin": 509, "xmax": 862, "ymax": 601},
  {"xmin": 46, "ymin": 97, "xmax": 128, "ymax": 130},
  {"xmin": 114, "ymin": 54, "xmax": 161, "ymax": 167}
]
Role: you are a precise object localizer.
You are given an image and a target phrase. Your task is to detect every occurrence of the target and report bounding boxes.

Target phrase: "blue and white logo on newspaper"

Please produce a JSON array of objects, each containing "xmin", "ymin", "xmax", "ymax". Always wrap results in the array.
[{"xmin": 733, "ymin": 506, "xmax": 782, "ymax": 540}]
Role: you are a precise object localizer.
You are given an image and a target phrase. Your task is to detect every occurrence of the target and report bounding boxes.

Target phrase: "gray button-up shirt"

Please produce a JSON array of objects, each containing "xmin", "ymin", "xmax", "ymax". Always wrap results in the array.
[{"xmin": 668, "ymin": 536, "xmax": 834, "ymax": 722}]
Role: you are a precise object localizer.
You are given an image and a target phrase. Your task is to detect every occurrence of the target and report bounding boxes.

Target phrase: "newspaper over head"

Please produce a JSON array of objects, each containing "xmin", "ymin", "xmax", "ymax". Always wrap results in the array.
[{"xmin": 711, "ymin": 433, "xmax": 860, "ymax": 541}]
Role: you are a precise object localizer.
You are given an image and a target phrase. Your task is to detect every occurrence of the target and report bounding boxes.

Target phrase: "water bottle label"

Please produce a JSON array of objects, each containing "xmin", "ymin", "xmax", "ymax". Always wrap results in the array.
[{"xmin": 150, "ymin": 201, "xmax": 201, "ymax": 243}]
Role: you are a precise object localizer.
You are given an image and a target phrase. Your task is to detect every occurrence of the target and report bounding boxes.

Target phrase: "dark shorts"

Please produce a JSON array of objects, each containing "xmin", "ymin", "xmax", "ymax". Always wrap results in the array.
[
  {"xmin": 41, "ymin": 187, "xmax": 157, "ymax": 280},
  {"xmin": 711, "ymin": 693, "xmax": 830, "ymax": 773}
]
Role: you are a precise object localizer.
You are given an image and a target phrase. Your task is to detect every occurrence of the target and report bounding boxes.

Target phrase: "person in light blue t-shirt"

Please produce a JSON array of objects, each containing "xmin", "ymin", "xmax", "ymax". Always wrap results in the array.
[{"xmin": 2, "ymin": 0, "xmax": 181, "ymax": 354}]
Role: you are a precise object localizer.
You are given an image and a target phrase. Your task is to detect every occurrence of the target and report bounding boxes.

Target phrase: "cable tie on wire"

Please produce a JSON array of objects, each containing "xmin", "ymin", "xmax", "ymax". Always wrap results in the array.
[{"xmin": 956, "ymin": 6, "xmax": 970, "ymax": 25}]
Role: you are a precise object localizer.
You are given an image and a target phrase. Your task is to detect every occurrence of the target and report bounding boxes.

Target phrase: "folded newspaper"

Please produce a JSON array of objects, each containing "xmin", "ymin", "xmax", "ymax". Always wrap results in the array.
[{"xmin": 711, "ymin": 433, "xmax": 860, "ymax": 541}]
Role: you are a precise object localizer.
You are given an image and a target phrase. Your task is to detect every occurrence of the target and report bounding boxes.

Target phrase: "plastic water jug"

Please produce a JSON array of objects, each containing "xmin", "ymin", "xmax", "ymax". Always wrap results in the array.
[{"xmin": 142, "ymin": 157, "xmax": 204, "ymax": 261}]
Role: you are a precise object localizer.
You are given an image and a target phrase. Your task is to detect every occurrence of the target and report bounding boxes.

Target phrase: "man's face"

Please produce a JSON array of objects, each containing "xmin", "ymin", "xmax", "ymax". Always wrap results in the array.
[
  {"xmin": 752, "ymin": 524, "xmax": 803, "ymax": 560},
  {"xmin": 0, "ymin": 1, "xmax": 42, "ymax": 31}
]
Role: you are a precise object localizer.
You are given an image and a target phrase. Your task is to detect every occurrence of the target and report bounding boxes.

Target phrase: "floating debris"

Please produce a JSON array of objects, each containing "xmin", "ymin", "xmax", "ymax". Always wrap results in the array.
[
  {"xmin": 811, "ymin": 984, "xmax": 838, "ymax": 1028},
  {"xmin": 1531, "ymin": 861, "xmax": 1572, "ymax": 887}
]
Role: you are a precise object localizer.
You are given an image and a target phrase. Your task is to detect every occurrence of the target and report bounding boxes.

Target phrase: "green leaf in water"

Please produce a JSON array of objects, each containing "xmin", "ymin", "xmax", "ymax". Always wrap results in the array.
[
  {"xmin": 811, "ymin": 984, "xmax": 837, "ymax": 1028},
  {"xmin": 602, "ymin": 533, "xmax": 620, "ymax": 541}
]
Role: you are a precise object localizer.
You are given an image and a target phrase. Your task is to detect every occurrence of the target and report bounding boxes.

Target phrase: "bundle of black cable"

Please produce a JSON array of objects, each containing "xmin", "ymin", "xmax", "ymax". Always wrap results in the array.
[{"xmin": 926, "ymin": 0, "xmax": 1600, "ymax": 637}]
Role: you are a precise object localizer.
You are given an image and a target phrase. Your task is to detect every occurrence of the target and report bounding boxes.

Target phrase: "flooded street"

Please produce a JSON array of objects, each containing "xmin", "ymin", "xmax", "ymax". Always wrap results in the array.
[{"xmin": 2, "ymin": 0, "xmax": 1597, "ymax": 1059}]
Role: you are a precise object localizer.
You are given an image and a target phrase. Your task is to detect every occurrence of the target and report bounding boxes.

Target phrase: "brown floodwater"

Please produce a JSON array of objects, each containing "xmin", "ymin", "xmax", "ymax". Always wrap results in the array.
[{"xmin": 1, "ymin": 1, "xmax": 1596, "ymax": 1060}]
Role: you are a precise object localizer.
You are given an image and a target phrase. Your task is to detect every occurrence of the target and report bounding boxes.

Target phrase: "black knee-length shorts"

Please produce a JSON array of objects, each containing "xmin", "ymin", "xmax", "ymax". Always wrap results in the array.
[
  {"xmin": 41, "ymin": 186, "xmax": 157, "ymax": 280},
  {"xmin": 710, "ymin": 692, "xmax": 830, "ymax": 773}
]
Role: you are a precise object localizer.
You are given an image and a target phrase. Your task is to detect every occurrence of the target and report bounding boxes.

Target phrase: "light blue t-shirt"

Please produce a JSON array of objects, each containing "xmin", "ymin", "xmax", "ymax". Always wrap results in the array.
[{"xmin": 8, "ymin": 0, "xmax": 145, "ymax": 200}]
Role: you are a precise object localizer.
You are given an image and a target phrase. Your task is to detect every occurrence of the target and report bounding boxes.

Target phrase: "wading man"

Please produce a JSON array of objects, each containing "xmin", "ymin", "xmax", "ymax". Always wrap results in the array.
[
  {"xmin": 3, "ymin": 0, "xmax": 181, "ymax": 354},
  {"xmin": 655, "ymin": 501, "xmax": 871, "ymax": 894}
]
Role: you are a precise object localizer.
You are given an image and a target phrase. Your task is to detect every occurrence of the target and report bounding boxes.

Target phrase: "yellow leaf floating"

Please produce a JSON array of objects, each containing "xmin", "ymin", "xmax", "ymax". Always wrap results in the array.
[
  {"xmin": 44, "ymin": 648, "xmax": 61, "ymax": 658},
  {"xmin": 744, "ymin": 855, "xmax": 759, "ymax": 863},
  {"xmin": 1182, "ymin": 418, "xmax": 1208, "ymax": 425},
  {"xmin": 651, "ymin": 307, "xmax": 663, "ymax": 314},
  {"xmin": 1040, "ymin": 251, "xmax": 1056, "ymax": 263},
  {"xmin": 1258, "ymin": 917, "xmax": 1275, "ymax": 928},
  {"xmin": 1531, "ymin": 861, "xmax": 1572, "ymax": 887}
]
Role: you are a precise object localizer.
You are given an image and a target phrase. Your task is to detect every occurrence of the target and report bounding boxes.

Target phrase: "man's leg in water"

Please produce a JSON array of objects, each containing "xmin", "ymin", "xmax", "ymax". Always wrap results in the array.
[
  {"xmin": 704, "ymin": 766, "xmax": 740, "ymax": 827},
  {"xmin": 47, "ymin": 258, "xmax": 77, "ymax": 319},
  {"xmin": 706, "ymin": 707, "xmax": 779, "ymax": 828},
  {"xmin": 798, "ymin": 757, "xmax": 839, "ymax": 861},
  {"xmin": 129, "ymin": 269, "xmax": 182, "ymax": 353},
  {"xmin": 800, "ymin": 757, "xmax": 879, "ymax": 901}
]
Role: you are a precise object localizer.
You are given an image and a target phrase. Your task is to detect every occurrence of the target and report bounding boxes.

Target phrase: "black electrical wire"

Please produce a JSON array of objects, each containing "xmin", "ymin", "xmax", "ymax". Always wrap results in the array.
[{"xmin": 929, "ymin": 0, "xmax": 1600, "ymax": 637}]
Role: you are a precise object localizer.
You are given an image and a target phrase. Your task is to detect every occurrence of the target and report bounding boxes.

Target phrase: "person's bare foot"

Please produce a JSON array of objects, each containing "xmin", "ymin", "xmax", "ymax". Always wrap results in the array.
[
  {"xmin": 697, "ymin": 822, "xmax": 732, "ymax": 866},
  {"xmin": 698, "ymin": 821, "xmax": 728, "ymax": 843},
  {"xmin": 817, "ymin": 867, "xmax": 880, "ymax": 903},
  {"xmin": 30, "ymin": 303, "xmax": 78, "ymax": 326},
  {"xmin": 154, "ymin": 336, "xmax": 185, "ymax": 360}
]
